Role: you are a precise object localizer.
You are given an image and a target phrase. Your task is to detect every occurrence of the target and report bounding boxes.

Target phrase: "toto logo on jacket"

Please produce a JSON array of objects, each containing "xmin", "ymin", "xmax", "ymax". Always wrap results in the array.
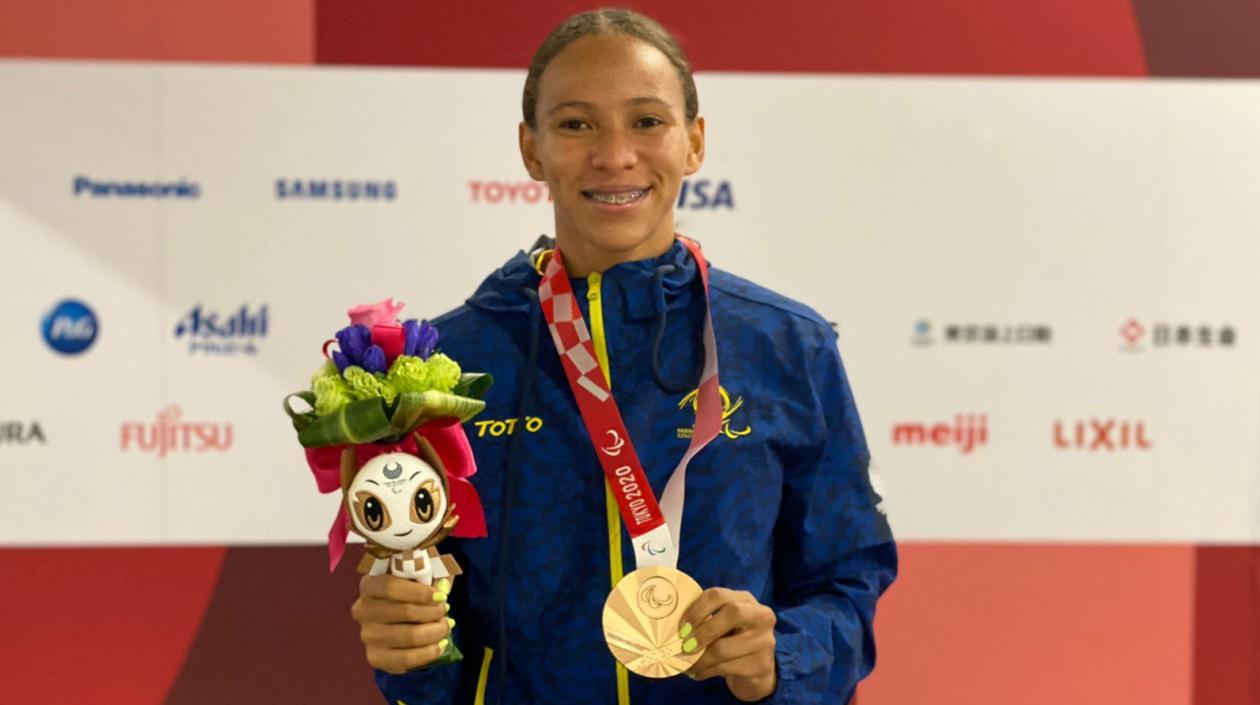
[
  {"xmin": 275, "ymin": 179, "xmax": 397, "ymax": 201},
  {"xmin": 1054, "ymin": 418, "xmax": 1151, "ymax": 451},
  {"xmin": 42, "ymin": 299, "xmax": 98, "ymax": 355},
  {"xmin": 174, "ymin": 304, "xmax": 268, "ymax": 355},
  {"xmin": 1, "ymin": 421, "xmax": 46, "ymax": 446},
  {"xmin": 73, "ymin": 175, "xmax": 200, "ymax": 199},
  {"xmin": 891, "ymin": 414, "xmax": 988, "ymax": 454},
  {"xmin": 1120, "ymin": 318, "xmax": 1236, "ymax": 352},
  {"xmin": 120, "ymin": 405, "xmax": 233, "ymax": 457},
  {"xmin": 467, "ymin": 178, "xmax": 734, "ymax": 210}
]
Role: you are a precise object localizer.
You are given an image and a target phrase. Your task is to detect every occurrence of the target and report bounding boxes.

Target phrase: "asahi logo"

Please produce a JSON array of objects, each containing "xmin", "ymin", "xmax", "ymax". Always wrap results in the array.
[
  {"xmin": 1, "ymin": 421, "xmax": 46, "ymax": 446},
  {"xmin": 174, "ymin": 304, "xmax": 268, "ymax": 355},
  {"xmin": 891, "ymin": 414, "xmax": 988, "ymax": 454},
  {"xmin": 1054, "ymin": 418, "xmax": 1151, "ymax": 451}
]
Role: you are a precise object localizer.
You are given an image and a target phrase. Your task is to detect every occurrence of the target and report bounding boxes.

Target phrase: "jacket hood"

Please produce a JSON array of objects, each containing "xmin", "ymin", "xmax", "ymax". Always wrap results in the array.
[{"xmin": 465, "ymin": 236, "xmax": 703, "ymax": 322}]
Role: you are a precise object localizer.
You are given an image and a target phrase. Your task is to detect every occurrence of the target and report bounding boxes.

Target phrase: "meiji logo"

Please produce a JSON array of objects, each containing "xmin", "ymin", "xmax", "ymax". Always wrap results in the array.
[
  {"xmin": 174, "ymin": 304, "xmax": 268, "ymax": 355},
  {"xmin": 73, "ymin": 175, "xmax": 200, "ymax": 199},
  {"xmin": 892, "ymin": 414, "xmax": 988, "ymax": 454},
  {"xmin": 1120, "ymin": 318, "xmax": 1236, "ymax": 352},
  {"xmin": 275, "ymin": 179, "xmax": 397, "ymax": 201},
  {"xmin": 1054, "ymin": 418, "xmax": 1151, "ymax": 451},
  {"xmin": 42, "ymin": 299, "xmax": 98, "ymax": 355},
  {"xmin": 1, "ymin": 421, "xmax": 46, "ymax": 446},
  {"xmin": 120, "ymin": 405, "xmax": 233, "ymax": 457}
]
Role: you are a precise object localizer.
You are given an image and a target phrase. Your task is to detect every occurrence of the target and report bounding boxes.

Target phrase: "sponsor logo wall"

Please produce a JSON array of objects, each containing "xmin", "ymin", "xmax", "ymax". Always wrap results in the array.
[
  {"xmin": 1, "ymin": 58, "xmax": 1258, "ymax": 705},
  {"xmin": 1, "ymin": 61, "xmax": 1256, "ymax": 547}
]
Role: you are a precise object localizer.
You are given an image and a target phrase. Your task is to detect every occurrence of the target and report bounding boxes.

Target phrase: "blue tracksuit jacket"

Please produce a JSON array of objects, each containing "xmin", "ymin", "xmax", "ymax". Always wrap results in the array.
[{"xmin": 377, "ymin": 238, "xmax": 896, "ymax": 705}]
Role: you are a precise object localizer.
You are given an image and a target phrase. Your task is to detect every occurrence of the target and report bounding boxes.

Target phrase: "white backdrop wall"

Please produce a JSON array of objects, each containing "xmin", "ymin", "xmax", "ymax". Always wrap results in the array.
[{"xmin": 1, "ymin": 60, "xmax": 1257, "ymax": 548}]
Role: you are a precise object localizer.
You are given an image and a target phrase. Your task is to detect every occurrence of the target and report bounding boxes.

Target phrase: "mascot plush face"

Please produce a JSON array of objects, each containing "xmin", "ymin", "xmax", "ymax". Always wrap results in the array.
[{"xmin": 347, "ymin": 452, "xmax": 447, "ymax": 551}]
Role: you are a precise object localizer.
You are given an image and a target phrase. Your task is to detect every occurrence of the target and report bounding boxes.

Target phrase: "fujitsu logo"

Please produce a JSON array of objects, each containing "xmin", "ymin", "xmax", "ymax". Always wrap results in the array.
[
  {"xmin": 891, "ymin": 415, "xmax": 988, "ymax": 454},
  {"xmin": 1053, "ymin": 419, "xmax": 1151, "ymax": 451}
]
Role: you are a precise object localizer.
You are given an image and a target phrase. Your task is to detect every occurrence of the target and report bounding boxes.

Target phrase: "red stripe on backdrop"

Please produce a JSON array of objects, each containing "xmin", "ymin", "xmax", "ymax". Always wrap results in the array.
[
  {"xmin": 858, "ymin": 543, "xmax": 1196, "ymax": 705},
  {"xmin": 315, "ymin": 0, "xmax": 1149, "ymax": 76},
  {"xmin": 0, "ymin": 0, "xmax": 313, "ymax": 63},
  {"xmin": 1131, "ymin": 0, "xmax": 1260, "ymax": 78},
  {"xmin": 1192, "ymin": 546, "xmax": 1260, "ymax": 705},
  {"xmin": 0, "ymin": 547, "xmax": 226, "ymax": 705}
]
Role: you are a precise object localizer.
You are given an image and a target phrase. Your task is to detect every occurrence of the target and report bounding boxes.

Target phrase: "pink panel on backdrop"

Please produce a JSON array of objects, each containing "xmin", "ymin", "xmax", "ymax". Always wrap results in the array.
[
  {"xmin": 859, "ymin": 543, "xmax": 1196, "ymax": 705},
  {"xmin": 0, "ymin": 0, "xmax": 313, "ymax": 63},
  {"xmin": 314, "ymin": 0, "xmax": 1148, "ymax": 76},
  {"xmin": 0, "ymin": 548, "xmax": 226, "ymax": 705}
]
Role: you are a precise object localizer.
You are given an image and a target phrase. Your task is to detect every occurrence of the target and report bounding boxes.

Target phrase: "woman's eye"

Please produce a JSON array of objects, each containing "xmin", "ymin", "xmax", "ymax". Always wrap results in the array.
[
  {"xmin": 558, "ymin": 119, "xmax": 588, "ymax": 130},
  {"xmin": 635, "ymin": 116, "xmax": 664, "ymax": 128}
]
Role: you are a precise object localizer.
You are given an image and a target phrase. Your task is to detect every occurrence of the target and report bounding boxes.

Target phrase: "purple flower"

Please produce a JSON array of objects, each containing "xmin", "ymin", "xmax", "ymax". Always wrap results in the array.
[
  {"xmin": 417, "ymin": 321, "xmax": 439, "ymax": 359},
  {"xmin": 402, "ymin": 319, "xmax": 440, "ymax": 360},
  {"xmin": 332, "ymin": 350, "xmax": 351, "ymax": 374},
  {"xmin": 361, "ymin": 345, "xmax": 388, "ymax": 374},
  {"xmin": 335, "ymin": 325, "xmax": 372, "ymax": 367}
]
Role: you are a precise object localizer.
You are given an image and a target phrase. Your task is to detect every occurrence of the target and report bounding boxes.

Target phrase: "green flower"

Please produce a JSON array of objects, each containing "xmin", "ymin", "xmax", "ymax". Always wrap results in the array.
[
  {"xmin": 311, "ymin": 361, "xmax": 353, "ymax": 415},
  {"xmin": 387, "ymin": 355, "xmax": 432, "ymax": 395},
  {"xmin": 344, "ymin": 366, "xmax": 397, "ymax": 405},
  {"xmin": 426, "ymin": 353, "xmax": 462, "ymax": 392}
]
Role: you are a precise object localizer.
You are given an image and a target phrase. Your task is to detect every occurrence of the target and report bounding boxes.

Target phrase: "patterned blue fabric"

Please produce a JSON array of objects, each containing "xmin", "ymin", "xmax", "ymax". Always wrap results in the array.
[{"xmin": 377, "ymin": 240, "xmax": 896, "ymax": 705}]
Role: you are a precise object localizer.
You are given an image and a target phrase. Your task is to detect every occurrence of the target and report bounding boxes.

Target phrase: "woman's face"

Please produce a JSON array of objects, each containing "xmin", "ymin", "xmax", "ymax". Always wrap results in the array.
[{"xmin": 520, "ymin": 33, "xmax": 705, "ymax": 273}]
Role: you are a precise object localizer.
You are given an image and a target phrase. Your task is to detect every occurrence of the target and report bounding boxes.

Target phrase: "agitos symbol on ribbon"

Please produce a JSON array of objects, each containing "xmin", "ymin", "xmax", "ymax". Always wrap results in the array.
[{"xmin": 537, "ymin": 236, "xmax": 723, "ymax": 678}]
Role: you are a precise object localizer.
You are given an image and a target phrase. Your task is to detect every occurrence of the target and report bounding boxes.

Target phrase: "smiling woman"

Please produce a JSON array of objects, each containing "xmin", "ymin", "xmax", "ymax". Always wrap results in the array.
[{"xmin": 352, "ymin": 9, "xmax": 896, "ymax": 705}]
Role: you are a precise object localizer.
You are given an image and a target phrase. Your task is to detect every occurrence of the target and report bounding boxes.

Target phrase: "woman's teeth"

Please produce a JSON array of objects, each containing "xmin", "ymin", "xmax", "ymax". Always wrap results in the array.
[{"xmin": 585, "ymin": 189, "xmax": 647, "ymax": 205}]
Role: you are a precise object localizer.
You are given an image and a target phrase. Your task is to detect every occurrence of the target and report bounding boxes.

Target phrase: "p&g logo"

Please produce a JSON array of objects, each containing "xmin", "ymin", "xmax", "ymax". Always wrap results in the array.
[{"xmin": 42, "ymin": 299, "xmax": 98, "ymax": 355}]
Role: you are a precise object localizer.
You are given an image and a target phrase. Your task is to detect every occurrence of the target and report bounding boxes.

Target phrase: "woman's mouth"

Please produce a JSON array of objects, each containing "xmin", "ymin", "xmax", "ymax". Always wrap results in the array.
[{"xmin": 582, "ymin": 187, "xmax": 650, "ymax": 206}]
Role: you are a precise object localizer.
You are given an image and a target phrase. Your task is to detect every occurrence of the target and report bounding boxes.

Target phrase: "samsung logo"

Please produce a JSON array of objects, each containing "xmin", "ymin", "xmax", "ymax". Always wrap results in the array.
[
  {"xmin": 73, "ymin": 176, "xmax": 201, "ymax": 198},
  {"xmin": 275, "ymin": 179, "xmax": 397, "ymax": 201}
]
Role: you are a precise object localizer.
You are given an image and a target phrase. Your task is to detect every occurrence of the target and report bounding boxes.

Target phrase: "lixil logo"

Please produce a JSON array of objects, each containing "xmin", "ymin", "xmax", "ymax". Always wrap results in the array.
[
  {"xmin": 1053, "ymin": 418, "xmax": 1151, "ymax": 451},
  {"xmin": 42, "ymin": 299, "xmax": 98, "ymax": 355}
]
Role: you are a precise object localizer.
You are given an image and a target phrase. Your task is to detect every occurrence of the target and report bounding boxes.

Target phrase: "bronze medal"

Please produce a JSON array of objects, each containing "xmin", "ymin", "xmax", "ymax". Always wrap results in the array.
[{"xmin": 602, "ymin": 566, "xmax": 705, "ymax": 678}]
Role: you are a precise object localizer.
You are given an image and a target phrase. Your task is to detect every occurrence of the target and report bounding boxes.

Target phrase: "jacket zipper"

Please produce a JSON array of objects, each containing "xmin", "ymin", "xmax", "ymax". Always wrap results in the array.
[{"xmin": 588, "ymin": 272, "xmax": 632, "ymax": 705}]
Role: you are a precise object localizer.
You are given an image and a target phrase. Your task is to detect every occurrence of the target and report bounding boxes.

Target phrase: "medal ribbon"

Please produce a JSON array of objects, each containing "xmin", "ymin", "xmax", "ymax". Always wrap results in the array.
[{"xmin": 538, "ymin": 237, "xmax": 722, "ymax": 570}]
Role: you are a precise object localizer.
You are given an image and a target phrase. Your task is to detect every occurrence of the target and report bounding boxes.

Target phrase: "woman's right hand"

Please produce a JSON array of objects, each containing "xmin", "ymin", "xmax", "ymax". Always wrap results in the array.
[{"xmin": 352, "ymin": 574, "xmax": 454, "ymax": 674}]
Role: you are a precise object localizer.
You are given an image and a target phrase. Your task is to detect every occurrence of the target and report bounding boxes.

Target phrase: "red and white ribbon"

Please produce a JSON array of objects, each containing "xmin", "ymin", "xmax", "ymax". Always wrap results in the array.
[{"xmin": 538, "ymin": 237, "xmax": 721, "ymax": 570}]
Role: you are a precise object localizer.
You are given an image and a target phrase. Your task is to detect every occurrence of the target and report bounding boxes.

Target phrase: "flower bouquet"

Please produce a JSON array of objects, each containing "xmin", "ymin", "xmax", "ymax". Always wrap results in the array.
[{"xmin": 284, "ymin": 299, "xmax": 491, "ymax": 667}]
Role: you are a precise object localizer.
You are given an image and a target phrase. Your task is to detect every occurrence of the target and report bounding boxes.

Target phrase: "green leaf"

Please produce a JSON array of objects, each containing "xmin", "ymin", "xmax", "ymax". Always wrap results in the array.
[
  {"xmin": 452, "ymin": 373, "xmax": 493, "ymax": 400},
  {"xmin": 390, "ymin": 391, "xmax": 487, "ymax": 433},
  {"xmin": 298, "ymin": 397, "xmax": 395, "ymax": 448}
]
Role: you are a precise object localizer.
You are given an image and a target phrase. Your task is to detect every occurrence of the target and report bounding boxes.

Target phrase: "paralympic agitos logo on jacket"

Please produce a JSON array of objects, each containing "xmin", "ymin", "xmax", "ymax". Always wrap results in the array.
[{"xmin": 676, "ymin": 386, "xmax": 751, "ymax": 440}]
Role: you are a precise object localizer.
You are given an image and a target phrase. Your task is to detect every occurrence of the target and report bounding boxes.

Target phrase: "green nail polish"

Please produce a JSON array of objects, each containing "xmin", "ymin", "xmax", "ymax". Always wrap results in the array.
[
  {"xmin": 447, "ymin": 617, "xmax": 456, "ymax": 629},
  {"xmin": 682, "ymin": 637, "xmax": 698, "ymax": 654},
  {"xmin": 679, "ymin": 622, "xmax": 693, "ymax": 639},
  {"xmin": 438, "ymin": 638, "xmax": 449, "ymax": 652},
  {"xmin": 433, "ymin": 591, "xmax": 448, "ymax": 603},
  {"xmin": 443, "ymin": 602, "xmax": 451, "ymax": 614},
  {"xmin": 437, "ymin": 578, "xmax": 451, "ymax": 593}
]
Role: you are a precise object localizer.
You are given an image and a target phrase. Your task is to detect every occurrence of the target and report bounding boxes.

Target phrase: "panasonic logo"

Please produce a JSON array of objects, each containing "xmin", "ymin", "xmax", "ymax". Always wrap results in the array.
[
  {"xmin": 275, "ymin": 179, "xmax": 397, "ymax": 201},
  {"xmin": 73, "ymin": 176, "xmax": 201, "ymax": 198}
]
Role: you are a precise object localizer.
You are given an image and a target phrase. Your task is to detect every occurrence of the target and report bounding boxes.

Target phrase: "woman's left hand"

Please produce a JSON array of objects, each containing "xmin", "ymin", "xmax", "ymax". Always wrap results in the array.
[{"xmin": 679, "ymin": 587, "xmax": 777, "ymax": 701}]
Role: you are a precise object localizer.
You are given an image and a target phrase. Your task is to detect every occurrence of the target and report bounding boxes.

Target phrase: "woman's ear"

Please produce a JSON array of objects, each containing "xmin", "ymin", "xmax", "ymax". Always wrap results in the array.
[
  {"xmin": 684, "ymin": 116, "xmax": 705, "ymax": 176},
  {"xmin": 519, "ymin": 122, "xmax": 546, "ymax": 181}
]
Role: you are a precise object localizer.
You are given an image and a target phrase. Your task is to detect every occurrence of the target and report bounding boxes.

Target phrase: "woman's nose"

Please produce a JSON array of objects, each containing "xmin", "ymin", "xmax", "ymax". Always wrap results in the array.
[{"xmin": 589, "ymin": 127, "xmax": 637, "ymax": 171}]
